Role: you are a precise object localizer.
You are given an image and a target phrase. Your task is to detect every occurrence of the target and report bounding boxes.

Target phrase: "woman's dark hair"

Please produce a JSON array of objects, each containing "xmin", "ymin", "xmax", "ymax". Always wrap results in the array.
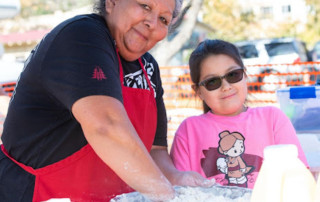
[
  {"xmin": 93, "ymin": 0, "xmax": 107, "ymax": 17},
  {"xmin": 93, "ymin": 0, "xmax": 183, "ymax": 19},
  {"xmin": 189, "ymin": 39, "xmax": 245, "ymax": 113}
]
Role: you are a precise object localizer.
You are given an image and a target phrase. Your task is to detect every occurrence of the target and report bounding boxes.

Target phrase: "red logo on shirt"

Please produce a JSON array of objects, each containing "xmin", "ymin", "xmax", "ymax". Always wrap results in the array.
[{"xmin": 92, "ymin": 66, "xmax": 106, "ymax": 80}]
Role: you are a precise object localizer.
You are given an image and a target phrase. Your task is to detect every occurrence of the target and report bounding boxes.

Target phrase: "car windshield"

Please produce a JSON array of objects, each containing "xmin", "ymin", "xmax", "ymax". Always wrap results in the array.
[
  {"xmin": 264, "ymin": 42, "xmax": 296, "ymax": 57},
  {"xmin": 237, "ymin": 44, "xmax": 258, "ymax": 59}
]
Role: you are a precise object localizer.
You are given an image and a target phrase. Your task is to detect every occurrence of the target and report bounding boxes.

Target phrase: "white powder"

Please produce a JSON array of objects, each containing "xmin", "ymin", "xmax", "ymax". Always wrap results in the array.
[
  {"xmin": 123, "ymin": 162, "xmax": 140, "ymax": 173},
  {"xmin": 111, "ymin": 185, "xmax": 252, "ymax": 202}
]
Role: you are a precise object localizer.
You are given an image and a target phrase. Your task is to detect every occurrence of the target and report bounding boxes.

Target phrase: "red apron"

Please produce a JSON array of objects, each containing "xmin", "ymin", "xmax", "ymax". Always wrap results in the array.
[{"xmin": 1, "ymin": 54, "xmax": 157, "ymax": 202}]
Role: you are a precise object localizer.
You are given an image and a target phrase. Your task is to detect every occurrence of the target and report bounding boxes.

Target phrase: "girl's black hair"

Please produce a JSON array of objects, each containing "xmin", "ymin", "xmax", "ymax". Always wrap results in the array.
[{"xmin": 189, "ymin": 39, "xmax": 245, "ymax": 113}]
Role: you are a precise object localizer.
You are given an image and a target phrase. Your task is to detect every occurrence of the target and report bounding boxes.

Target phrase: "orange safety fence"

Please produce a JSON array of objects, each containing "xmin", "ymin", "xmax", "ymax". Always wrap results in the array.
[
  {"xmin": 160, "ymin": 62, "xmax": 320, "ymax": 142},
  {"xmin": 1, "ymin": 82, "xmax": 16, "ymax": 97}
]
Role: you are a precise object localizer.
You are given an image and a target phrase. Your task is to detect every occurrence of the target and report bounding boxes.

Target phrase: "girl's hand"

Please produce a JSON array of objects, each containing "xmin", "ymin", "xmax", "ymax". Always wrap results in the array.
[{"xmin": 171, "ymin": 170, "xmax": 216, "ymax": 188}]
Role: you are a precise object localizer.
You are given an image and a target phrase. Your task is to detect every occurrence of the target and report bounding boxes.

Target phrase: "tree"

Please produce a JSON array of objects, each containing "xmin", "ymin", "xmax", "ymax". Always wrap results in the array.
[
  {"xmin": 202, "ymin": 0, "xmax": 315, "ymax": 45},
  {"xmin": 202, "ymin": 0, "xmax": 256, "ymax": 42},
  {"xmin": 150, "ymin": 0, "xmax": 204, "ymax": 66},
  {"xmin": 301, "ymin": 0, "xmax": 320, "ymax": 47}
]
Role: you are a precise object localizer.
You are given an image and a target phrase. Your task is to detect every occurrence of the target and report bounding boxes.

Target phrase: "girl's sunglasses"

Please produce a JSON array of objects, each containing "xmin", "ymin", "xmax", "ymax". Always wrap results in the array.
[{"xmin": 198, "ymin": 68, "xmax": 245, "ymax": 91}]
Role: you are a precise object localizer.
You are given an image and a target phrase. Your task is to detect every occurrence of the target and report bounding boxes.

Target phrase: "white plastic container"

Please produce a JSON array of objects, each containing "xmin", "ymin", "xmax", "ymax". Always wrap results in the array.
[
  {"xmin": 315, "ymin": 176, "xmax": 320, "ymax": 202},
  {"xmin": 251, "ymin": 144, "xmax": 316, "ymax": 202},
  {"xmin": 276, "ymin": 86, "xmax": 320, "ymax": 133}
]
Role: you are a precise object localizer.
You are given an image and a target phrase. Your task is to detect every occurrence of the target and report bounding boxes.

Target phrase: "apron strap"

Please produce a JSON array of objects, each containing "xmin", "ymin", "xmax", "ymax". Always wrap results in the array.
[{"xmin": 116, "ymin": 50, "xmax": 155, "ymax": 98}]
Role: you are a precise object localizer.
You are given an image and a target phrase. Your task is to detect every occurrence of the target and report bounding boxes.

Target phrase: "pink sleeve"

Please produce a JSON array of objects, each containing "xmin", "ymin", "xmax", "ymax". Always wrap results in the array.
[
  {"xmin": 170, "ymin": 121, "xmax": 192, "ymax": 171},
  {"xmin": 272, "ymin": 107, "xmax": 309, "ymax": 167}
]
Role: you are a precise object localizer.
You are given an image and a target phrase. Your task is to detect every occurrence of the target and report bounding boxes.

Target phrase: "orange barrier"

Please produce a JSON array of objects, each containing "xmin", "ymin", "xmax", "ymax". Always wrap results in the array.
[
  {"xmin": 1, "ymin": 82, "xmax": 16, "ymax": 97},
  {"xmin": 161, "ymin": 62, "xmax": 320, "ymax": 141}
]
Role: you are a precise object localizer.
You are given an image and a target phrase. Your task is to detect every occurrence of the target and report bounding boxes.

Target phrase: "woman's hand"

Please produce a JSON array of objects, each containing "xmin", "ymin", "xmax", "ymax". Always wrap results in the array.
[{"xmin": 72, "ymin": 96, "xmax": 175, "ymax": 200}]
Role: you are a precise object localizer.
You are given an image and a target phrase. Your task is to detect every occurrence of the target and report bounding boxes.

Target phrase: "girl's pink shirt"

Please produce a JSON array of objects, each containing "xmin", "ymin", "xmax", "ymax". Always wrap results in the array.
[{"xmin": 170, "ymin": 106, "xmax": 308, "ymax": 189}]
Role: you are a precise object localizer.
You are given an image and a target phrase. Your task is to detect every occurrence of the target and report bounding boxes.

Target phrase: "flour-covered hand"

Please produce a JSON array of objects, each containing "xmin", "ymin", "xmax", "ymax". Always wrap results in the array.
[{"xmin": 172, "ymin": 171, "xmax": 216, "ymax": 188}]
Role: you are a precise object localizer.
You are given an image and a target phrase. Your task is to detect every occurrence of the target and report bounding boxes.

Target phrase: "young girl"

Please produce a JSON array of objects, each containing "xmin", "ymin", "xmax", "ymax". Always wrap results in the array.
[{"xmin": 170, "ymin": 39, "xmax": 308, "ymax": 189}]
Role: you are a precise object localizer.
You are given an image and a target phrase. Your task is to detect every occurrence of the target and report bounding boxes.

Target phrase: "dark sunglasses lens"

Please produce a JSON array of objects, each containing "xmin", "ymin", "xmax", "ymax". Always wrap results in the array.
[
  {"xmin": 205, "ymin": 78, "xmax": 221, "ymax": 91},
  {"xmin": 226, "ymin": 69, "xmax": 244, "ymax": 83},
  {"xmin": 201, "ymin": 69, "xmax": 244, "ymax": 91}
]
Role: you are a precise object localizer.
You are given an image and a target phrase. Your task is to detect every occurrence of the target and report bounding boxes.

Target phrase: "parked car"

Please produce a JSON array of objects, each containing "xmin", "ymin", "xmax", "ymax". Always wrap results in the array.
[
  {"xmin": 236, "ymin": 37, "xmax": 311, "ymax": 65},
  {"xmin": 311, "ymin": 41, "xmax": 320, "ymax": 62},
  {"xmin": 235, "ymin": 37, "xmax": 314, "ymax": 91}
]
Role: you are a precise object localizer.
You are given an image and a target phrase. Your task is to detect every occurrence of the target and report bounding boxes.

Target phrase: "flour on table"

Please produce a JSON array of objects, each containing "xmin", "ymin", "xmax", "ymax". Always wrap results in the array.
[{"xmin": 111, "ymin": 185, "xmax": 252, "ymax": 202}]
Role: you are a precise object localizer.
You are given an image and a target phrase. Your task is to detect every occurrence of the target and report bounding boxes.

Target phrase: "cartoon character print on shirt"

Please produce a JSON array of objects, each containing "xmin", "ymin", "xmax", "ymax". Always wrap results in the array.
[
  {"xmin": 123, "ymin": 57, "xmax": 157, "ymax": 97},
  {"xmin": 216, "ymin": 130, "xmax": 255, "ymax": 188},
  {"xmin": 201, "ymin": 131, "xmax": 263, "ymax": 188}
]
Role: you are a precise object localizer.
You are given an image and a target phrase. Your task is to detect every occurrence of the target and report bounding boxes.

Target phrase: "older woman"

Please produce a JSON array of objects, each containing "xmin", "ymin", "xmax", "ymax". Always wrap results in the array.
[{"xmin": 0, "ymin": 0, "xmax": 213, "ymax": 201}]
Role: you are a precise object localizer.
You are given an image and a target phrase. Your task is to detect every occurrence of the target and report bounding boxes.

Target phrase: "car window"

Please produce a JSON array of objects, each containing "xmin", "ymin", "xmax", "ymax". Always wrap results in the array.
[
  {"xmin": 264, "ymin": 42, "xmax": 296, "ymax": 56},
  {"xmin": 237, "ymin": 45, "xmax": 259, "ymax": 58}
]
